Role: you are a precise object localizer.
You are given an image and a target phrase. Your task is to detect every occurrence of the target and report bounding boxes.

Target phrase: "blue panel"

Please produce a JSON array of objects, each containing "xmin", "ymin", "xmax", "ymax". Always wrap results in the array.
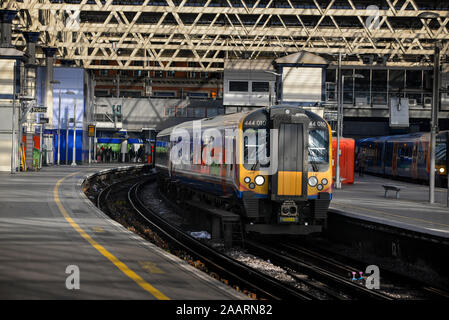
[
  {"xmin": 52, "ymin": 68, "xmax": 84, "ymax": 129},
  {"xmin": 97, "ymin": 138, "xmax": 122, "ymax": 144},
  {"xmin": 53, "ymin": 129, "xmax": 83, "ymax": 163}
]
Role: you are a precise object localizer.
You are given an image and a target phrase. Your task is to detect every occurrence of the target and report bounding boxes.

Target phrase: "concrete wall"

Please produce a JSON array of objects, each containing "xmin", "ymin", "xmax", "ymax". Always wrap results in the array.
[
  {"xmin": 0, "ymin": 101, "xmax": 13, "ymax": 171},
  {"xmin": 0, "ymin": 58, "xmax": 17, "ymax": 172}
]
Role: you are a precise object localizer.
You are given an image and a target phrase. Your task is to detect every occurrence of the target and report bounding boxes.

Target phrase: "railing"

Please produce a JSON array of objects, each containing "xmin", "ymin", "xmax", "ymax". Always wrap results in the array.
[{"xmin": 93, "ymin": 113, "xmax": 122, "ymax": 122}]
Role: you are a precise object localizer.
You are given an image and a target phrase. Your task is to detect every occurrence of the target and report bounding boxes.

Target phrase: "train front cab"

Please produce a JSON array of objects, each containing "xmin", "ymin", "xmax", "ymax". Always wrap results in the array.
[
  {"xmin": 436, "ymin": 131, "xmax": 448, "ymax": 187},
  {"xmin": 240, "ymin": 106, "xmax": 332, "ymax": 235}
]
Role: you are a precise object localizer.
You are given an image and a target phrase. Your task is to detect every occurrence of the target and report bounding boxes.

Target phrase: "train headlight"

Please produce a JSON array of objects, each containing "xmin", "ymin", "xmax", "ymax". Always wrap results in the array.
[
  {"xmin": 321, "ymin": 178, "xmax": 328, "ymax": 185},
  {"xmin": 244, "ymin": 177, "xmax": 251, "ymax": 184},
  {"xmin": 308, "ymin": 176, "xmax": 318, "ymax": 187},
  {"xmin": 317, "ymin": 184, "xmax": 324, "ymax": 191},
  {"xmin": 249, "ymin": 183, "xmax": 256, "ymax": 189},
  {"xmin": 440, "ymin": 167, "xmax": 445, "ymax": 173},
  {"xmin": 255, "ymin": 175, "xmax": 265, "ymax": 186}
]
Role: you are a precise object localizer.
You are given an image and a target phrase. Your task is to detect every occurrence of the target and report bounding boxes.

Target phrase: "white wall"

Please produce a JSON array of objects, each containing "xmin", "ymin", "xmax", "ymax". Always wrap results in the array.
[
  {"xmin": 282, "ymin": 67, "xmax": 323, "ymax": 103},
  {"xmin": 0, "ymin": 59, "xmax": 15, "ymax": 172},
  {"xmin": 223, "ymin": 70, "xmax": 276, "ymax": 106}
]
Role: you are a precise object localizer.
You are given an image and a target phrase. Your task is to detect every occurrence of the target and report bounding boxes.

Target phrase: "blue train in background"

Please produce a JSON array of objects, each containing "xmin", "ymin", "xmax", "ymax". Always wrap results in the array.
[{"xmin": 356, "ymin": 131, "xmax": 448, "ymax": 187}]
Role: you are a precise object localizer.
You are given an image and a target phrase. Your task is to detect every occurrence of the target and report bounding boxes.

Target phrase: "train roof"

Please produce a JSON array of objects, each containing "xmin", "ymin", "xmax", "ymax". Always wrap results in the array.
[
  {"xmin": 358, "ymin": 130, "xmax": 449, "ymax": 144},
  {"xmin": 157, "ymin": 111, "xmax": 250, "ymax": 137},
  {"xmin": 157, "ymin": 105, "xmax": 327, "ymax": 137}
]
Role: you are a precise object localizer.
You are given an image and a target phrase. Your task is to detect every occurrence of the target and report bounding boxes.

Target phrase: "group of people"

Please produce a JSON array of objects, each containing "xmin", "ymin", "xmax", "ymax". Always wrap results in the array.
[
  {"xmin": 97, "ymin": 146, "xmax": 117, "ymax": 163},
  {"xmin": 129, "ymin": 145, "xmax": 145, "ymax": 163},
  {"xmin": 97, "ymin": 144, "xmax": 145, "ymax": 163}
]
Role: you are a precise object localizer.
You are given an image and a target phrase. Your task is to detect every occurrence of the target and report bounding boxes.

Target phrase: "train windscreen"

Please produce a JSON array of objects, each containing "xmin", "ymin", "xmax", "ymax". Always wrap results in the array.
[
  {"xmin": 308, "ymin": 129, "xmax": 329, "ymax": 172},
  {"xmin": 436, "ymin": 134, "xmax": 447, "ymax": 166},
  {"xmin": 243, "ymin": 128, "xmax": 270, "ymax": 170}
]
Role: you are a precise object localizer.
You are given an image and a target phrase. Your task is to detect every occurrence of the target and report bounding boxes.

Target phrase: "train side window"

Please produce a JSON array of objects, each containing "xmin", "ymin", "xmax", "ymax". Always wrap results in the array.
[{"xmin": 229, "ymin": 81, "xmax": 249, "ymax": 92}]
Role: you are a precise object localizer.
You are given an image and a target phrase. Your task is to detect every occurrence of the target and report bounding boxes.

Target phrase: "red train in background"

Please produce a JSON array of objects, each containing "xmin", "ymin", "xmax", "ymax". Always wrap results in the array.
[{"xmin": 332, "ymin": 137, "xmax": 355, "ymax": 184}]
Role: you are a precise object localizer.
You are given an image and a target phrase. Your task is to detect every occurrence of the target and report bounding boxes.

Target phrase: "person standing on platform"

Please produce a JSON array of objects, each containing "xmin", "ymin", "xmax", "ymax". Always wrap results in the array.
[
  {"xmin": 129, "ymin": 147, "xmax": 135, "ymax": 163},
  {"xmin": 108, "ymin": 147, "xmax": 113, "ymax": 162},
  {"xmin": 101, "ymin": 146, "xmax": 105, "ymax": 163},
  {"xmin": 358, "ymin": 149, "xmax": 366, "ymax": 177},
  {"xmin": 121, "ymin": 139, "xmax": 128, "ymax": 163},
  {"xmin": 137, "ymin": 145, "xmax": 144, "ymax": 163}
]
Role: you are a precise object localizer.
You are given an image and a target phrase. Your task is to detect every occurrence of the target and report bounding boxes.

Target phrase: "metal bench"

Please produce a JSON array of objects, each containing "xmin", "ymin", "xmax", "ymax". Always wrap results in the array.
[{"xmin": 382, "ymin": 185, "xmax": 402, "ymax": 199}]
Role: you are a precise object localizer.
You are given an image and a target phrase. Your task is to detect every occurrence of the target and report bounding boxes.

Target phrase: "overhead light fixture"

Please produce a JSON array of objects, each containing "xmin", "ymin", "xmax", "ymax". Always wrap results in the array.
[{"xmin": 418, "ymin": 12, "xmax": 440, "ymax": 19}]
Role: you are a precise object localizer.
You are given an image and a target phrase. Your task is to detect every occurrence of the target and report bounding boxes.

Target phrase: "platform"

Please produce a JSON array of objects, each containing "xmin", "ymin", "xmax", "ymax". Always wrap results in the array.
[
  {"xmin": 330, "ymin": 175, "xmax": 449, "ymax": 238},
  {"xmin": 0, "ymin": 164, "xmax": 247, "ymax": 299}
]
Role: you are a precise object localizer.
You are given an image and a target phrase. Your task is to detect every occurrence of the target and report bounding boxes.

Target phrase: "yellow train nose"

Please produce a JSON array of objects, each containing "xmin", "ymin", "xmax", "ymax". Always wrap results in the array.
[{"xmin": 277, "ymin": 171, "xmax": 303, "ymax": 196}]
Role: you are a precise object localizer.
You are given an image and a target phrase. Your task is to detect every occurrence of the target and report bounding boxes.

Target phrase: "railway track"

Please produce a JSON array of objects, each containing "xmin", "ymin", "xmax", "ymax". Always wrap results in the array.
[
  {"xmin": 95, "ymin": 175, "xmax": 315, "ymax": 300},
  {"xmin": 92, "ymin": 172, "xmax": 449, "ymax": 300},
  {"xmin": 246, "ymin": 239, "xmax": 449, "ymax": 300},
  {"xmin": 245, "ymin": 240, "xmax": 394, "ymax": 300},
  {"xmin": 285, "ymin": 241, "xmax": 449, "ymax": 300}
]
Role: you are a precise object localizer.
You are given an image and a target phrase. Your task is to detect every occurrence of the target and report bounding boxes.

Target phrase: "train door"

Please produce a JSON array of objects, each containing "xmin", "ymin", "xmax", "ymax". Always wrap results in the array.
[
  {"xmin": 379, "ymin": 141, "xmax": 387, "ymax": 175},
  {"xmin": 383, "ymin": 142, "xmax": 392, "ymax": 176},
  {"xmin": 411, "ymin": 142, "xmax": 418, "ymax": 179},
  {"xmin": 417, "ymin": 141, "xmax": 426, "ymax": 180},
  {"xmin": 270, "ymin": 109, "xmax": 309, "ymax": 200},
  {"xmin": 373, "ymin": 143, "xmax": 378, "ymax": 173},
  {"xmin": 392, "ymin": 142, "xmax": 398, "ymax": 176}
]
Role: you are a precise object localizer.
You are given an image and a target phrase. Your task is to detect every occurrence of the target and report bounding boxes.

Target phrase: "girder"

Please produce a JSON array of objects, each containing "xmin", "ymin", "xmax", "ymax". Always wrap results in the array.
[{"xmin": 3, "ymin": 0, "xmax": 449, "ymax": 70}]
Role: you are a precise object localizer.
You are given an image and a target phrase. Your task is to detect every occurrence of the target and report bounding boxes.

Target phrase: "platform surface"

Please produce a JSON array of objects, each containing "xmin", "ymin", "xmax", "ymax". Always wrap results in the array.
[
  {"xmin": 0, "ymin": 164, "xmax": 247, "ymax": 300},
  {"xmin": 330, "ymin": 174, "xmax": 449, "ymax": 238}
]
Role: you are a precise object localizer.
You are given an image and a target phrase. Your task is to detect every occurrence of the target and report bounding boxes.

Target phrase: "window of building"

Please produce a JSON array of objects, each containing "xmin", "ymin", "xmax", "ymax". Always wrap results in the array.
[
  {"xmin": 372, "ymin": 69, "xmax": 388, "ymax": 105},
  {"xmin": 326, "ymin": 68, "xmax": 336, "ymax": 83},
  {"xmin": 121, "ymin": 91, "xmax": 142, "ymax": 98},
  {"xmin": 389, "ymin": 69, "xmax": 405, "ymax": 94},
  {"xmin": 95, "ymin": 90, "xmax": 109, "ymax": 97},
  {"xmin": 343, "ymin": 69, "xmax": 354, "ymax": 104},
  {"xmin": 354, "ymin": 69, "xmax": 371, "ymax": 105},
  {"xmin": 252, "ymin": 81, "xmax": 269, "ymax": 92},
  {"xmin": 154, "ymin": 91, "xmax": 176, "ymax": 97},
  {"xmin": 229, "ymin": 81, "xmax": 249, "ymax": 92},
  {"xmin": 187, "ymin": 92, "xmax": 209, "ymax": 98},
  {"xmin": 406, "ymin": 70, "xmax": 423, "ymax": 104}
]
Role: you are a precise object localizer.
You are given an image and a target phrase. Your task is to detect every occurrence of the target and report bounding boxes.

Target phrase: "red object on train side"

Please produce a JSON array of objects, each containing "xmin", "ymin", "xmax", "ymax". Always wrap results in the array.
[{"xmin": 332, "ymin": 137, "xmax": 355, "ymax": 184}]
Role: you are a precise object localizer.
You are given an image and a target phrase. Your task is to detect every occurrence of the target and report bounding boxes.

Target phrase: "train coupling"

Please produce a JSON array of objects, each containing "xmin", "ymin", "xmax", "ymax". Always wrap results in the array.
[{"xmin": 279, "ymin": 200, "xmax": 299, "ymax": 223}]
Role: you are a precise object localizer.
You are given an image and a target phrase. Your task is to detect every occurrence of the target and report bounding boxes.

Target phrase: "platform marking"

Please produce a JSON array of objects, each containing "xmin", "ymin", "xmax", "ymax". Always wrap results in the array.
[
  {"xmin": 54, "ymin": 172, "xmax": 170, "ymax": 300},
  {"xmin": 92, "ymin": 226, "xmax": 105, "ymax": 233},
  {"xmin": 333, "ymin": 202, "xmax": 449, "ymax": 229},
  {"xmin": 139, "ymin": 261, "xmax": 165, "ymax": 274}
]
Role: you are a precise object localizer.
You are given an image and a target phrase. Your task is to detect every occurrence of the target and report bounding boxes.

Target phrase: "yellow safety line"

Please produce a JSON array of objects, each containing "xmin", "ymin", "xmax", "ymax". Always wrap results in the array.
[
  {"xmin": 53, "ymin": 172, "xmax": 170, "ymax": 300},
  {"xmin": 333, "ymin": 202, "xmax": 449, "ymax": 229}
]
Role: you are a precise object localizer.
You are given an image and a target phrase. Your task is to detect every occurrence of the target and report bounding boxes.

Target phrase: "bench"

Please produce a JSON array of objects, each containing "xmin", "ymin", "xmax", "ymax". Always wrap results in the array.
[{"xmin": 382, "ymin": 185, "xmax": 402, "ymax": 199}]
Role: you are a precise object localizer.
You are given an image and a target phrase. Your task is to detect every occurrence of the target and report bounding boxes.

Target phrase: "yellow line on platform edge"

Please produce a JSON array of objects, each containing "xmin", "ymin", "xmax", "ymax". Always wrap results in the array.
[{"xmin": 53, "ymin": 172, "xmax": 170, "ymax": 300}]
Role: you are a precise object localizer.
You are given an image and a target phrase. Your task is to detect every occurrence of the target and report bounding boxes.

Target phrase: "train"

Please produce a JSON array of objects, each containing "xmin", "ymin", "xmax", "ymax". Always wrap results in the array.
[
  {"xmin": 356, "ymin": 131, "xmax": 448, "ymax": 186},
  {"xmin": 154, "ymin": 105, "xmax": 333, "ymax": 235}
]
